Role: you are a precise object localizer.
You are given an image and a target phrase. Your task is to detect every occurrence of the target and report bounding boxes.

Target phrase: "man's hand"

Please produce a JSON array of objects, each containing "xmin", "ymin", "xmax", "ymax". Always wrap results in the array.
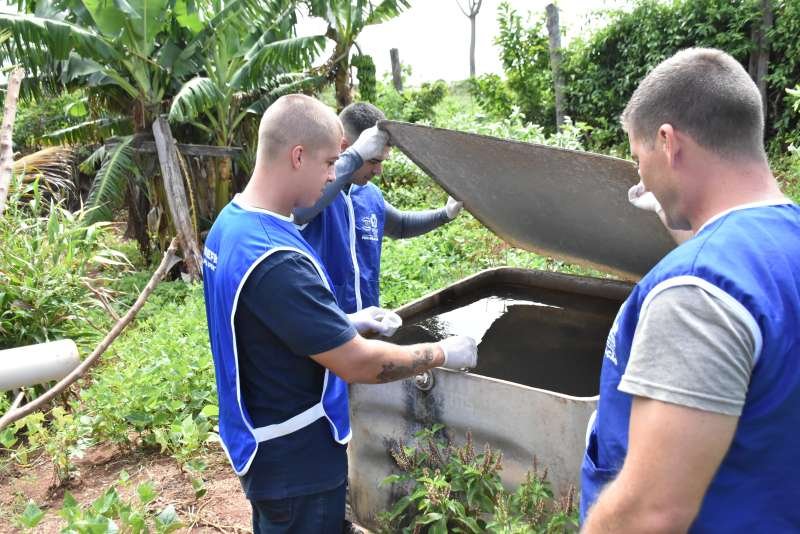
[
  {"xmin": 445, "ymin": 196, "xmax": 463, "ymax": 219},
  {"xmin": 348, "ymin": 306, "xmax": 402, "ymax": 337},
  {"xmin": 438, "ymin": 336, "xmax": 478, "ymax": 370},
  {"xmin": 350, "ymin": 125, "xmax": 389, "ymax": 162},
  {"xmin": 628, "ymin": 181, "xmax": 663, "ymax": 213}
]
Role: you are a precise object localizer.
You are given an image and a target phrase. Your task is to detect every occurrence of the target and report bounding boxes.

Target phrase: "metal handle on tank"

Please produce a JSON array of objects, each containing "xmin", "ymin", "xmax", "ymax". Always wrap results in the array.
[{"xmin": 413, "ymin": 370, "xmax": 435, "ymax": 391}]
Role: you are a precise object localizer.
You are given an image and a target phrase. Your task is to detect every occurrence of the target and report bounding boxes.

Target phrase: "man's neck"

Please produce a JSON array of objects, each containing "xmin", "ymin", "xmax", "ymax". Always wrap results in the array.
[
  {"xmin": 687, "ymin": 163, "xmax": 788, "ymax": 231},
  {"xmin": 238, "ymin": 173, "xmax": 295, "ymax": 217}
]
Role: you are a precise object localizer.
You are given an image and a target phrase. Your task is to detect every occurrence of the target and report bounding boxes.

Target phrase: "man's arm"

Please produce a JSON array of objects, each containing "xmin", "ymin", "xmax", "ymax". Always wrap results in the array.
[
  {"xmin": 582, "ymin": 398, "xmax": 737, "ymax": 533},
  {"xmin": 312, "ymin": 336, "xmax": 445, "ymax": 384},
  {"xmin": 383, "ymin": 200, "xmax": 451, "ymax": 239},
  {"xmin": 293, "ymin": 149, "xmax": 363, "ymax": 225},
  {"xmin": 584, "ymin": 284, "xmax": 755, "ymax": 532}
]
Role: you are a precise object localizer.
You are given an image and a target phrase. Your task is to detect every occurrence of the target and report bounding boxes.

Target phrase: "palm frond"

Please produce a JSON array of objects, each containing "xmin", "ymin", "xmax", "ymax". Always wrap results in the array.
[
  {"xmin": 244, "ymin": 73, "xmax": 329, "ymax": 116},
  {"xmin": 84, "ymin": 136, "xmax": 136, "ymax": 225},
  {"xmin": 365, "ymin": 0, "xmax": 410, "ymax": 26},
  {"xmin": 231, "ymin": 35, "xmax": 327, "ymax": 90},
  {"xmin": 168, "ymin": 76, "xmax": 222, "ymax": 123},
  {"xmin": 11, "ymin": 146, "xmax": 76, "ymax": 197},
  {"xmin": 80, "ymin": 144, "xmax": 106, "ymax": 174},
  {"xmin": 42, "ymin": 117, "xmax": 132, "ymax": 145},
  {"xmin": 0, "ymin": 13, "xmax": 119, "ymax": 98},
  {"xmin": 0, "ymin": 12, "xmax": 118, "ymax": 64}
]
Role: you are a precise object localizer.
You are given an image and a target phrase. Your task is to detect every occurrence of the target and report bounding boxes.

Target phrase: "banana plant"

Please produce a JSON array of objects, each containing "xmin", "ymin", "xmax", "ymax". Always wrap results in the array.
[
  {"xmin": 168, "ymin": 0, "xmax": 326, "ymax": 217},
  {"xmin": 304, "ymin": 0, "xmax": 410, "ymax": 110},
  {"xmin": 0, "ymin": 0, "xmax": 202, "ymax": 252}
]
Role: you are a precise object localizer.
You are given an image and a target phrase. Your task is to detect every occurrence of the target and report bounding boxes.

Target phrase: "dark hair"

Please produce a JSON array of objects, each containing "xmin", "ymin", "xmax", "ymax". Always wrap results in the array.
[
  {"xmin": 339, "ymin": 102, "xmax": 386, "ymax": 143},
  {"xmin": 621, "ymin": 47, "xmax": 766, "ymax": 162}
]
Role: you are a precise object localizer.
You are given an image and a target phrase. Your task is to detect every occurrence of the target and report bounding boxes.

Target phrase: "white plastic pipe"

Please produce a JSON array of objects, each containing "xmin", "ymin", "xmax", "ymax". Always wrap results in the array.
[{"xmin": 0, "ymin": 339, "xmax": 80, "ymax": 391}]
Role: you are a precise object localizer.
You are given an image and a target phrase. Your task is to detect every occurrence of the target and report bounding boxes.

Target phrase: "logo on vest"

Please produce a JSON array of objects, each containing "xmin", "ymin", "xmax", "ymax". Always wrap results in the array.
[
  {"xmin": 203, "ymin": 246, "xmax": 218, "ymax": 271},
  {"xmin": 360, "ymin": 213, "xmax": 380, "ymax": 241}
]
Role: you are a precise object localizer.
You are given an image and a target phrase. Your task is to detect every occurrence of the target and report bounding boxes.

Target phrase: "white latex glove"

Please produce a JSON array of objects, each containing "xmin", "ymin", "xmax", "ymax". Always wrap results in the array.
[
  {"xmin": 347, "ymin": 306, "xmax": 403, "ymax": 337},
  {"xmin": 444, "ymin": 196, "xmax": 463, "ymax": 219},
  {"xmin": 350, "ymin": 125, "xmax": 389, "ymax": 162},
  {"xmin": 628, "ymin": 181, "xmax": 663, "ymax": 213},
  {"xmin": 438, "ymin": 335, "xmax": 478, "ymax": 370}
]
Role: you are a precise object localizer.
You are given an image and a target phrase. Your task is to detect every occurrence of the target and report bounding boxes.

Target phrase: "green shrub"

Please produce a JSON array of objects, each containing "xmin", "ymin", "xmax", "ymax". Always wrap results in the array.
[
  {"xmin": 468, "ymin": 73, "xmax": 516, "ymax": 120},
  {"xmin": 16, "ymin": 473, "xmax": 182, "ymax": 532},
  {"xmin": 375, "ymin": 78, "xmax": 449, "ymax": 124},
  {"xmin": 0, "ymin": 177, "xmax": 130, "ymax": 349},
  {"xmin": 378, "ymin": 427, "xmax": 578, "ymax": 533},
  {"xmin": 493, "ymin": 2, "xmax": 554, "ymax": 129}
]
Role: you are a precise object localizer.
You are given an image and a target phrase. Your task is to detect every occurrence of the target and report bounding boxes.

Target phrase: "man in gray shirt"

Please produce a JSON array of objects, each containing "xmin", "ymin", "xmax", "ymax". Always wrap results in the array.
[{"xmin": 581, "ymin": 48, "xmax": 799, "ymax": 532}]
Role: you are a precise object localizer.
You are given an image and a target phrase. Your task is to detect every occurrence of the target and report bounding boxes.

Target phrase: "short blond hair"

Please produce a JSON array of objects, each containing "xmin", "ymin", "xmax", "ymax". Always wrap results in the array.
[
  {"xmin": 256, "ymin": 94, "xmax": 342, "ymax": 162},
  {"xmin": 621, "ymin": 48, "xmax": 766, "ymax": 162}
]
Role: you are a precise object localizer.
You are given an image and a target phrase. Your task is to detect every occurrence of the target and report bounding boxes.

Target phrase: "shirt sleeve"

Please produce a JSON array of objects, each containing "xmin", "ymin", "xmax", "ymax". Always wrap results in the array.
[
  {"xmin": 292, "ymin": 149, "xmax": 363, "ymax": 226},
  {"xmin": 383, "ymin": 199, "xmax": 451, "ymax": 239},
  {"xmin": 238, "ymin": 251, "xmax": 357, "ymax": 356},
  {"xmin": 618, "ymin": 284, "xmax": 756, "ymax": 416}
]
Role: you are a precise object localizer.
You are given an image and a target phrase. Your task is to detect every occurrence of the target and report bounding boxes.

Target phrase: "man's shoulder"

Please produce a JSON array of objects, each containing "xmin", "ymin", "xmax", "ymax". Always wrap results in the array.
[{"xmin": 247, "ymin": 249, "xmax": 320, "ymax": 290}]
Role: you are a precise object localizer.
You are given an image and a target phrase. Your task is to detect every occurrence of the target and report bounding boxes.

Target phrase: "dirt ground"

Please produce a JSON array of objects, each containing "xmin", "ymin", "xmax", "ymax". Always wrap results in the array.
[{"xmin": 0, "ymin": 444, "xmax": 253, "ymax": 533}]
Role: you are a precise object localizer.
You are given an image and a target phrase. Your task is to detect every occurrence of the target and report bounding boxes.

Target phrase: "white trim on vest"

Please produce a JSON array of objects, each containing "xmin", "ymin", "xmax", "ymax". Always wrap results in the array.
[
  {"xmin": 697, "ymin": 200, "xmax": 794, "ymax": 235},
  {"xmin": 639, "ymin": 275, "xmax": 764, "ymax": 365},
  {"xmin": 228, "ymin": 245, "xmax": 336, "ymax": 475},
  {"xmin": 231, "ymin": 194, "xmax": 295, "ymax": 222},
  {"xmin": 343, "ymin": 187, "xmax": 363, "ymax": 311}
]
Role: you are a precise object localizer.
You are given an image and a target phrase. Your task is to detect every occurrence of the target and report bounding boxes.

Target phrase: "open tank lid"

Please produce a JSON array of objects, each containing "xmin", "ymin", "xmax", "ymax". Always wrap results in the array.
[{"xmin": 379, "ymin": 120, "xmax": 675, "ymax": 280}]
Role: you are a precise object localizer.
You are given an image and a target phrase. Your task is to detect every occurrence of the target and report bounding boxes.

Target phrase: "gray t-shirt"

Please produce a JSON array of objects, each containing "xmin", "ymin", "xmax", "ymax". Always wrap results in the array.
[{"xmin": 618, "ymin": 284, "xmax": 756, "ymax": 416}]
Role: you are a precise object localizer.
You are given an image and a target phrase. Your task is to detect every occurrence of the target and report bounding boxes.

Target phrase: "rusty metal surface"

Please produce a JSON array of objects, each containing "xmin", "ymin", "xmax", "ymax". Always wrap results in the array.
[{"xmin": 379, "ymin": 120, "xmax": 675, "ymax": 280}]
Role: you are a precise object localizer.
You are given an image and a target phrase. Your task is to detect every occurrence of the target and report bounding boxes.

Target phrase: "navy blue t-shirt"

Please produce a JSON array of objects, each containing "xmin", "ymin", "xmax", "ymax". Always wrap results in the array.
[{"xmin": 235, "ymin": 250, "xmax": 356, "ymax": 500}]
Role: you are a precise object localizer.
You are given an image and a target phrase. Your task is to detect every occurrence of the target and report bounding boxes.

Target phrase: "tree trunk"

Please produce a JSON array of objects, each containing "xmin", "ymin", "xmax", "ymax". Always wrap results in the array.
[
  {"xmin": 152, "ymin": 117, "xmax": 203, "ymax": 280},
  {"xmin": 390, "ymin": 48, "xmax": 403, "ymax": 92},
  {"xmin": 469, "ymin": 15, "xmax": 477, "ymax": 77},
  {"xmin": 334, "ymin": 45, "xmax": 353, "ymax": 112},
  {"xmin": 0, "ymin": 68, "xmax": 24, "ymax": 218},
  {"xmin": 748, "ymin": 0, "xmax": 773, "ymax": 115},
  {"xmin": 214, "ymin": 156, "xmax": 232, "ymax": 218},
  {"xmin": 546, "ymin": 3, "xmax": 565, "ymax": 129}
]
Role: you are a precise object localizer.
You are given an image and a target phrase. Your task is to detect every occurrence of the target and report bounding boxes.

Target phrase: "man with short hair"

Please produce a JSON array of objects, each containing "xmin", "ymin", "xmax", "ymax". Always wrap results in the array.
[
  {"xmin": 581, "ymin": 47, "xmax": 800, "ymax": 532},
  {"xmin": 202, "ymin": 94, "xmax": 477, "ymax": 533},
  {"xmin": 294, "ymin": 102, "xmax": 462, "ymax": 312}
]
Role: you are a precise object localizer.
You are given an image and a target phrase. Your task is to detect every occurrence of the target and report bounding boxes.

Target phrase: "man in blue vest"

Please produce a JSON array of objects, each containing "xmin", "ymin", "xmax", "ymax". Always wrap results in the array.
[
  {"xmin": 202, "ymin": 94, "xmax": 478, "ymax": 533},
  {"xmin": 294, "ymin": 102, "xmax": 463, "ymax": 312},
  {"xmin": 581, "ymin": 47, "xmax": 800, "ymax": 532}
]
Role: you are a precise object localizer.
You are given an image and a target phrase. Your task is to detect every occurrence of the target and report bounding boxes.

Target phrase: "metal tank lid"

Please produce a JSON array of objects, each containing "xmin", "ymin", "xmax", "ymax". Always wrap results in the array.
[{"xmin": 379, "ymin": 120, "xmax": 675, "ymax": 280}]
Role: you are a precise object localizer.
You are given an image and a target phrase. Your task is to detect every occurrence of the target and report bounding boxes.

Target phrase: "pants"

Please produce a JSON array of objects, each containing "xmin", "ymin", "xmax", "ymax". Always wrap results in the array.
[{"xmin": 251, "ymin": 482, "xmax": 346, "ymax": 534}]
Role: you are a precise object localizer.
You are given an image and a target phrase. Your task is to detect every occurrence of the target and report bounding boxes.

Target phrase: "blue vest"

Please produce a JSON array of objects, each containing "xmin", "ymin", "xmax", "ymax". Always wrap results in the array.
[
  {"xmin": 203, "ymin": 199, "xmax": 351, "ymax": 475},
  {"xmin": 580, "ymin": 203, "xmax": 800, "ymax": 531},
  {"xmin": 301, "ymin": 183, "xmax": 385, "ymax": 313}
]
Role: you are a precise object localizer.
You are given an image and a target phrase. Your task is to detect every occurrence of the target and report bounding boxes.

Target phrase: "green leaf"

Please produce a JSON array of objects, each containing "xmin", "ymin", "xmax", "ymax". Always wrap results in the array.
[
  {"xmin": 199, "ymin": 404, "xmax": 218, "ymax": 419},
  {"xmin": 0, "ymin": 427, "xmax": 18, "ymax": 448},
  {"xmin": 168, "ymin": 77, "xmax": 221, "ymax": 123},
  {"xmin": 18, "ymin": 501, "xmax": 45, "ymax": 528},
  {"xmin": 416, "ymin": 512, "xmax": 443, "ymax": 525},
  {"xmin": 137, "ymin": 481, "xmax": 157, "ymax": 505},
  {"xmin": 155, "ymin": 504, "xmax": 181, "ymax": 532},
  {"xmin": 84, "ymin": 136, "xmax": 136, "ymax": 225},
  {"xmin": 175, "ymin": 0, "xmax": 203, "ymax": 33},
  {"xmin": 191, "ymin": 477, "xmax": 206, "ymax": 498}
]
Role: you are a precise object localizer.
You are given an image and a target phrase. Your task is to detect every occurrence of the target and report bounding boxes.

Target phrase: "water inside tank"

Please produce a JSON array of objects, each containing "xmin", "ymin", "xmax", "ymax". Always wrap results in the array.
[{"xmin": 389, "ymin": 285, "xmax": 620, "ymax": 397}]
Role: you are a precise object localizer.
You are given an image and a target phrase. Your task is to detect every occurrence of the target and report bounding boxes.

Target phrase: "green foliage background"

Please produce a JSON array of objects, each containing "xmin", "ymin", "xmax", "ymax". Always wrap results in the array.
[{"xmin": 475, "ymin": 0, "xmax": 800, "ymax": 153}]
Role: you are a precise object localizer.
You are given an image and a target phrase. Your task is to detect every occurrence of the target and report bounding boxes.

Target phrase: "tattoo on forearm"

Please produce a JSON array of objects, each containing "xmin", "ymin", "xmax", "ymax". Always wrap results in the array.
[{"xmin": 376, "ymin": 345, "xmax": 436, "ymax": 383}]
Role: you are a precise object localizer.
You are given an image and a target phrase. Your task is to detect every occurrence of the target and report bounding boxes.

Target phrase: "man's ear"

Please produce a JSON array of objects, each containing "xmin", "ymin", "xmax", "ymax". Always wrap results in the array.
[
  {"xmin": 658, "ymin": 124, "xmax": 679, "ymax": 168},
  {"xmin": 341, "ymin": 138, "xmax": 350, "ymax": 151},
  {"xmin": 291, "ymin": 145, "xmax": 303, "ymax": 169}
]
